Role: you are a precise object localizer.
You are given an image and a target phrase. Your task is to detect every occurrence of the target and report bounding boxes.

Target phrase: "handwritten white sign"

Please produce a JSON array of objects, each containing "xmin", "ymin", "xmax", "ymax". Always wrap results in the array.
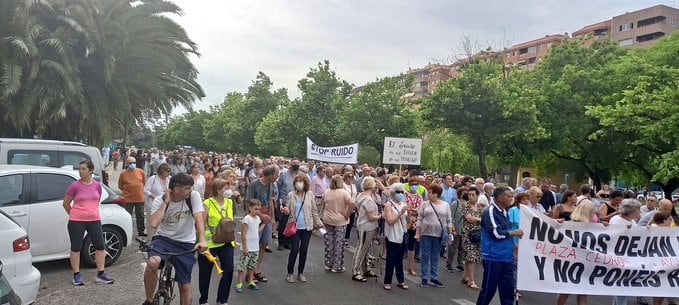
[{"xmin": 382, "ymin": 137, "xmax": 422, "ymax": 165}]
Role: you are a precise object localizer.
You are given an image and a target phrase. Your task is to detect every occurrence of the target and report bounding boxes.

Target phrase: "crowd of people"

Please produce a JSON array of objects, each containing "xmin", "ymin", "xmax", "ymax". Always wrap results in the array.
[{"xmin": 75, "ymin": 146, "xmax": 679, "ymax": 305}]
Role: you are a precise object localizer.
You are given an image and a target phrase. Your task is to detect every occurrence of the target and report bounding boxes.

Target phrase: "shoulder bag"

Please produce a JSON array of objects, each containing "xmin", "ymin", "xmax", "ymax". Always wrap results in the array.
[
  {"xmin": 429, "ymin": 201, "xmax": 449, "ymax": 248},
  {"xmin": 283, "ymin": 193, "xmax": 305, "ymax": 237},
  {"xmin": 209, "ymin": 199, "xmax": 236, "ymax": 244}
]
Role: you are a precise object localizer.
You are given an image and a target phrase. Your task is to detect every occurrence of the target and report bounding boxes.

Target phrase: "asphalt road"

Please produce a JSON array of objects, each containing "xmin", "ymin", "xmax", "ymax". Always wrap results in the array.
[{"xmin": 29, "ymin": 167, "xmax": 621, "ymax": 305}]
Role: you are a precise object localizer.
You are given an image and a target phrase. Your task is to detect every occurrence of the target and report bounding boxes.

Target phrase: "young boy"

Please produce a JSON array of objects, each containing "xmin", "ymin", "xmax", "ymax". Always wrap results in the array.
[{"xmin": 236, "ymin": 199, "xmax": 265, "ymax": 292}]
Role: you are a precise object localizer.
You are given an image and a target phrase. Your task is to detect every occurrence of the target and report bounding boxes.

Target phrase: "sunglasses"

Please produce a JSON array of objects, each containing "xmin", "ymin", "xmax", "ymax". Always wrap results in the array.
[{"xmin": 395, "ymin": 190, "xmax": 405, "ymax": 194}]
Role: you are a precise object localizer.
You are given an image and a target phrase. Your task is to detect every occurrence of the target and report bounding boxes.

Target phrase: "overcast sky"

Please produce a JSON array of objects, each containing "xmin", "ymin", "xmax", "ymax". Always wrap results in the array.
[{"xmin": 169, "ymin": 0, "xmax": 673, "ymax": 113}]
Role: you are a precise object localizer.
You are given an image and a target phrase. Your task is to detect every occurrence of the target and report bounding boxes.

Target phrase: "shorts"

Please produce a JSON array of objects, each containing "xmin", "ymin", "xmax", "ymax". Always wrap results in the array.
[
  {"xmin": 68, "ymin": 220, "xmax": 104, "ymax": 252},
  {"xmin": 148, "ymin": 235, "xmax": 196, "ymax": 284},
  {"xmin": 259, "ymin": 223, "xmax": 272, "ymax": 244},
  {"xmin": 238, "ymin": 251, "xmax": 259, "ymax": 271}
]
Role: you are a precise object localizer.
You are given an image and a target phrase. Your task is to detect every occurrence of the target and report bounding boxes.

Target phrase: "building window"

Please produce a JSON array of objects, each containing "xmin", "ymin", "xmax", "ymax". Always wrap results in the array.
[
  {"xmin": 619, "ymin": 22, "xmax": 634, "ymax": 32},
  {"xmin": 619, "ymin": 38, "xmax": 634, "ymax": 46},
  {"xmin": 638, "ymin": 15, "xmax": 666, "ymax": 28},
  {"xmin": 519, "ymin": 48, "xmax": 528, "ymax": 55},
  {"xmin": 671, "ymin": 18, "xmax": 678, "ymax": 27},
  {"xmin": 527, "ymin": 46, "xmax": 537, "ymax": 53}
]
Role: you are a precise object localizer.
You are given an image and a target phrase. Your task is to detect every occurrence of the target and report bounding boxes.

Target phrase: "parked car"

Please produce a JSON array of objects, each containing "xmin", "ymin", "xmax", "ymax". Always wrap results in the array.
[
  {"xmin": 0, "ymin": 262, "xmax": 22, "ymax": 305},
  {"xmin": 0, "ymin": 138, "xmax": 109, "ymax": 186},
  {"xmin": 0, "ymin": 210, "xmax": 39, "ymax": 305},
  {"xmin": 0, "ymin": 165, "xmax": 132, "ymax": 267}
]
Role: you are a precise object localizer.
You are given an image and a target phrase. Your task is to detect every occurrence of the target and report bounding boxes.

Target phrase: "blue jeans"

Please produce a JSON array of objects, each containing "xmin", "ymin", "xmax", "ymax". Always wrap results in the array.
[{"xmin": 420, "ymin": 235, "xmax": 442, "ymax": 281}]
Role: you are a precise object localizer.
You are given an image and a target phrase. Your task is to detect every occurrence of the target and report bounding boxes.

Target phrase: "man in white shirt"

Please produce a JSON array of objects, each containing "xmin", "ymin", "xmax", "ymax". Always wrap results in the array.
[{"xmin": 143, "ymin": 173, "xmax": 207, "ymax": 305}]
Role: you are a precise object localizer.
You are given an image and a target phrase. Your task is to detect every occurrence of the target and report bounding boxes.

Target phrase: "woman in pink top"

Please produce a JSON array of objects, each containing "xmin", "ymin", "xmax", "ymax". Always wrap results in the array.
[{"xmin": 62, "ymin": 160, "xmax": 113, "ymax": 286}]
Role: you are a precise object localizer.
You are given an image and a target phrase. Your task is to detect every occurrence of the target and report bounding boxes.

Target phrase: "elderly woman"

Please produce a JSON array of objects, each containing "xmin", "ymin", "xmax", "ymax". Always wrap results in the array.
[
  {"xmin": 322, "ymin": 175, "xmax": 355, "ymax": 273},
  {"xmin": 383, "ymin": 183, "xmax": 410, "ymax": 290},
  {"xmin": 351, "ymin": 176, "xmax": 381, "ymax": 282},
  {"xmin": 526, "ymin": 186, "xmax": 547, "ymax": 214},
  {"xmin": 609, "ymin": 198, "xmax": 642, "ymax": 305},
  {"xmin": 143, "ymin": 163, "xmax": 171, "ymax": 237},
  {"xmin": 283, "ymin": 174, "xmax": 323, "ymax": 283},
  {"xmin": 190, "ymin": 162, "xmax": 207, "ymax": 201},
  {"xmin": 416, "ymin": 184, "xmax": 453, "ymax": 288},
  {"xmin": 461, "ymin": 186, "xmax": 482, "ymax": 290}
]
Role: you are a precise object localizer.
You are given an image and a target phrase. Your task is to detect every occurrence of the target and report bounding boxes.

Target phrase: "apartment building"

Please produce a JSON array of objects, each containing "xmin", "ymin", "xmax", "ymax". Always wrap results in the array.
[
  {"xmin": 572, "ymin": 20, "xmax": 612, "ymax": 47},
  {"xmin": 404, "ymin": 63, "xmax": 454, "ymax": 101},
  {"xmin": 503, "ymin": 34, "xmax": 566, "ymax": 68},
  {"xmin": 610, "ymin": 4, "xmax": 679, "ymax": 48}
]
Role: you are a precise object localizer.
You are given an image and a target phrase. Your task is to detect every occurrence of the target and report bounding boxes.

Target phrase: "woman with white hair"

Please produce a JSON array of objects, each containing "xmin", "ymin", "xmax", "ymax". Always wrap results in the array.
[
  {"xmin": 608, "ymin": 198, "xmax": 641, "ymax": 305},
  {"xmin": 382, "ymin": 183, "xmax": 410, "ymax": 290},
  {"xmin": 351, "ymin": 176, "xmax": 381, "ymax": 282}
]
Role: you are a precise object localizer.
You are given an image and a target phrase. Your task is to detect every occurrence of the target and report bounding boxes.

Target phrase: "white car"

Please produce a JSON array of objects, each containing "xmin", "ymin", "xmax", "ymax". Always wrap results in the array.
[
  {"xmin": 0, "ymin": 209, "xmax": 40, "ymax": 305},
  {"xmin": 0, "ymin": 165, "xmax": 133, "ymax": 267}
]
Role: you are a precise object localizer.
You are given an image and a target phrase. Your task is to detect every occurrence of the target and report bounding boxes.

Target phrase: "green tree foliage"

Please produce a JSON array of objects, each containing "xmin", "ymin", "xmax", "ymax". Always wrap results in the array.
[
  {"xmin": 155, "ymin": 110, "xmax": 212, "ymax": 151},
  {"xmin": 204, "ymin": 73, "xmax": 288, "ymax": 154},
  {"xmin": 337, "ymin": 75, "xmax": 418, "ymax": 155},
  {"xmin": 587, "ymin": 33, "xmax": 679, "ymax": 195},
  {"xmin": 255, "ymin": 60, "xmax": 352, "ymax": 157},
  {"xmin": 421, "ymin": 128, "xmax": 478, "ymax": 174},
  {"xmin": 421, "ymin": 59, "xmax": 540, "ymax": 178},
  {"xmin": 0, "ymin": 0, "xmax": 203, "ymax": 145},
  {"xmin": 528, "ymin": 40, "xmax": 628, "ymax": 187}
]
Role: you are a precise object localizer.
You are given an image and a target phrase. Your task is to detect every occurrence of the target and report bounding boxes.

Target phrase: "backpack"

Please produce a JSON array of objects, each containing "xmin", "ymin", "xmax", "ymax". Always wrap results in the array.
[{"xmin": 208, "ymin": 199, "xmax": 236, "ymax": 243}]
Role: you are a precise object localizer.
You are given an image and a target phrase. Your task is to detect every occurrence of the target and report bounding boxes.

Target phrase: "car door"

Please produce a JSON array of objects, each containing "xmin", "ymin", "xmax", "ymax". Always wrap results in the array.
[
  {"xmin": 29, "ymin": 173, "xmax": 75, "ymax": 256},
  {"xmin": 0, "ymin": 173, "xmax": 30, "ymax": 231}
]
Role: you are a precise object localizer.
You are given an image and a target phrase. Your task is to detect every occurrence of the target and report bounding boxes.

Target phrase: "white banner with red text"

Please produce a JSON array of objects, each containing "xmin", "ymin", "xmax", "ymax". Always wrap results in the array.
[
  {"xmin": 306, "ymin": 137, "xmax": 358, "ymax": 164},
  {"xmin": 517, "ymin": 205, "xmax": 679, "ymax": 297}
]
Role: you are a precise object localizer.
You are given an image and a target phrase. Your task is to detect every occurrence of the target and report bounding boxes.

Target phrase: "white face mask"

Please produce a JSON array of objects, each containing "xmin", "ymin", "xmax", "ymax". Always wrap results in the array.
[
  {"xmin": 223, "ymin": 189, "xmax": 234, "ymax": 198},
  {"xmin": 295, "ymin": 181, "xmax": 304, "ymax": 191}
]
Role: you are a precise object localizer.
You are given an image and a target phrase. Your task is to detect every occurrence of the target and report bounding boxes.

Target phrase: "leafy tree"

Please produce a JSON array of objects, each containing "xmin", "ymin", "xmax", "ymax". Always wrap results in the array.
[
  {"xmin": 155, "ymin": 110, "xmax": 213, "ymax": 151},
  {"xmin": 422, "ymin": 59, "xmax": 539, "ymax": 178},
  {"xmin": 528, "ymin": 40, "xmax": 628, "ymax": 188},
  {"xmin": 0, "ymin": 0, "xmax": 204, "ymax": 146},
  {"xmin": 587, "ymin": 34, "xmax": 679, "ymax": 196},
  {"xmin": 255, "ymin": 60, "xmax": 352, "ymax": 157},
  {"xmin": 337, "ymin": 75, "xmax": 418, "ymax": 159},
  {"xmin": 204, "ymin": 73, "xmax": 288, "ymax": 154},
  {"xmin": 421, "ymin": 128, "xmax": 478, "ymax": 174}
]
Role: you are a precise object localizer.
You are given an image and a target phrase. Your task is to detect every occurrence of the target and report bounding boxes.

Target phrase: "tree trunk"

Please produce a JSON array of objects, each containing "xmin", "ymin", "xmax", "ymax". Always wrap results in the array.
[{"xmin": 472, "ymin": 137, "xmax": 488, "ymax": 179}]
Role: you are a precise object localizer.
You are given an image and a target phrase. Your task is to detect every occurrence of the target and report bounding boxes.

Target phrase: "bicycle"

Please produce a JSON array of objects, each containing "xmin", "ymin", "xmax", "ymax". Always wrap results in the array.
[{"xmin": 136, "ymin": 237, "xmax": 222, "ymax": 305}]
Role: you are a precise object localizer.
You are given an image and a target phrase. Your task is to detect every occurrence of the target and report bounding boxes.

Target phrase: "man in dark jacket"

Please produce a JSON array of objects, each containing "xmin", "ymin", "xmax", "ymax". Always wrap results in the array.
[{"xmin": 476, "ymin": 186, "xmax": 523, "ymax": 305}]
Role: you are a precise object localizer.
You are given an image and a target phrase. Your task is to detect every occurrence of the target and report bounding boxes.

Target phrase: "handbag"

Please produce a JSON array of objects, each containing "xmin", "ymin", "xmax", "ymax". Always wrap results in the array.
[
  {"xmin": 283, "ymin": 193, "xmax": 305, "ymax": 237},
  {"xmin": 209, "ymin": 199, "xmax": 236, "ymax": 244},
  {"xmin": 429, "ymin": 201, "xmax": 449, "ymax": 248},
  {"xmin": 468, "ymin": 228, "xmax": 482, "ymax": 244}
]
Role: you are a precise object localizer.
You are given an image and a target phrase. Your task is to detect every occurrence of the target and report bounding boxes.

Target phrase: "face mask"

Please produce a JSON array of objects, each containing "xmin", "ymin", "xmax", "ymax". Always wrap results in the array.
[
  {"xmin": 128, "ymin": 163, "xmax": 136, "ymax": 170},
  {"xmin": 295, "ymin": 181, "xmax": 304, "ymax": 191},
  {"xmin": 395, "ymin": 193, "xmax": 406, "ymax": 202},
  {"xmin": 410, "ymin": 185, "xmax": 418, "ymax": 193},
  {"xmin": 223, "ymin": 189, "xmax": 234, "ymax": 198},
  {"xmin": 291, "ymin": 165, "xmax": 300, "ymax": 171}
]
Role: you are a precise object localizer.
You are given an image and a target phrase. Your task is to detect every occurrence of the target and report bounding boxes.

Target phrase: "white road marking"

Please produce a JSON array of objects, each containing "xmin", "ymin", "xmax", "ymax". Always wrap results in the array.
[{"xmin": 451, "ymin": 298, "xmax": 476, "ymax": 305}]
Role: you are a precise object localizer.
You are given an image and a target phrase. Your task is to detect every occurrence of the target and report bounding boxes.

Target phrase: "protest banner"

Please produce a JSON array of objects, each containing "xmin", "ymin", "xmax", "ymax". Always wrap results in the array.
[
  {"xmin": 517, "ymin": 205, "xmax": 679, "ymax": 297},
  {"xmin": 306, "ymin": 137, "xmax": 358, "ymax": 164},
  {"xmin": 382, "ymin": 137, "xmax": 422, "ymax": 165}
]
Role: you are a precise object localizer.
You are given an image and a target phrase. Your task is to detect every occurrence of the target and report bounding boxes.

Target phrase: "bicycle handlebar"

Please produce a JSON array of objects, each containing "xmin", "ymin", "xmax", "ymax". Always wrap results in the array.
[{"xmin": 136, "ymin": 237, "xmax": 222, "ymax": 275}]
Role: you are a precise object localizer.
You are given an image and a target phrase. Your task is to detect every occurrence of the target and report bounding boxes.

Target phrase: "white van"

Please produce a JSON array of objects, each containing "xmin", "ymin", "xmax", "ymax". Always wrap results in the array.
[{"xmin": 0, "ymin": 138, "xmax": 108, "ymax": 185}]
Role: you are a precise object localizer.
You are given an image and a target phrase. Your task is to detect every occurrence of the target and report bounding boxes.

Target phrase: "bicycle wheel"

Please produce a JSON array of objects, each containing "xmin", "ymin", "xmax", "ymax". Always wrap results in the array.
[
  {"xmin": 152, "ymin": 290, "xmax": 166, "ymax": 305},
  {"xmin": 163, "ymin": 266, "xmax": 175, "ymax": 304}
]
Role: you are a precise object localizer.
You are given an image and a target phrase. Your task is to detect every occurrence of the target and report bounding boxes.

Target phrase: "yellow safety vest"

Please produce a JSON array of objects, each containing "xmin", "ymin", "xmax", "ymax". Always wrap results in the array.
[{"xmin": 204, "ymin": 197, "xmax": 236, "ymax": 248}]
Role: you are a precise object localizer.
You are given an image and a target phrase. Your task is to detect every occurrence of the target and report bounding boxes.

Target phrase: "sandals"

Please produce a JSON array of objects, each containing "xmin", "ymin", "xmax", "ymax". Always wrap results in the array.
[
  {"xmin": 383, "ymin": 284, "xmax": 392, "ymax": 290},
  {"xmin": 397, "ymin": 282, "xmax": 409, "ymax": 290},
  {"xmin": 461, "ymin": 277, "xmax": 469, "ymax": 284},
  {"xmin": 352, "ymin": 274, "xmax": 368, "ymax": 282},
  {"xmin": 467, "ymin": 280, "xmax": 480, "ymax": 290},
  {"xmin": 364, "ymin": 270, "xmax": 378, "ymax": 278},
  {"xmin": 407, "ymin": 269, "xmax": 418, "ymax": 277},
  {"xmin": 254, "ymin": 272, "xmax": 268, "ymax": 283}
]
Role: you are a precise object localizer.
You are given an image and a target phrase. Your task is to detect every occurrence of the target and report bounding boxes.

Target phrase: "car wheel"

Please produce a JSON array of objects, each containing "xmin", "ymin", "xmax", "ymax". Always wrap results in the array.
[{"xmin": 82, "ymin": 226, "xmax": 124, "ymax": 267}]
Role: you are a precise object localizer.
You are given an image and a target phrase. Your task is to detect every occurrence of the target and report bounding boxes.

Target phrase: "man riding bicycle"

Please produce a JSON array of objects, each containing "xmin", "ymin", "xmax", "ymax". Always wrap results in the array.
[{"xmin": 143, "ymin": 173, "xmax": 208, "ymax": 305}]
